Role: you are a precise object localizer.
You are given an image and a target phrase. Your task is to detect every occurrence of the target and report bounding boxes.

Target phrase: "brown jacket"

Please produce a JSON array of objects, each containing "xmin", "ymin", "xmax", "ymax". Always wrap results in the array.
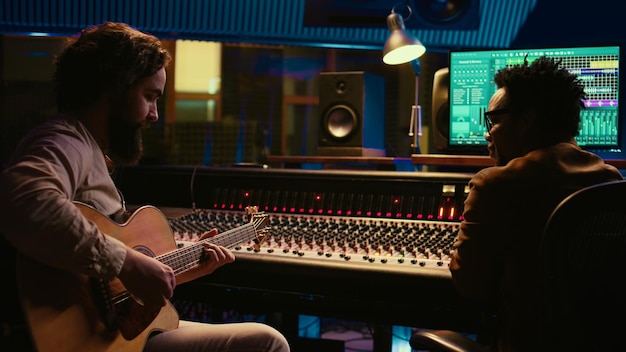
[{"xmin": 449, "ymin": 142, "xmax": 623, "ymax": 352}]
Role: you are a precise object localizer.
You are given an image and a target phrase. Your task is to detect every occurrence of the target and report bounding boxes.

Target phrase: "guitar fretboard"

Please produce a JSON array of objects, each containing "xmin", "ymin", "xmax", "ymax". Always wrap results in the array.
[{"xmin": 157, "ymin": 222, "xmax": 259, "ymax": 275}]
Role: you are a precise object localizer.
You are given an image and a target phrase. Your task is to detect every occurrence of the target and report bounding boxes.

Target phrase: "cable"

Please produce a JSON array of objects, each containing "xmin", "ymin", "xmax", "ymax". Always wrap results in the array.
[{"xmin": 190, "ymin": 164, "xmax": 199, "ymax": 212}]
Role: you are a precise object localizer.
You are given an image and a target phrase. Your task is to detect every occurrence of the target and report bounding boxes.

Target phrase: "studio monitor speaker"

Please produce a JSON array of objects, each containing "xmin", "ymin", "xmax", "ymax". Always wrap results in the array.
[
  {"xmin": 432, "ymin": 67, "xmax": 450, "ymax": 151},
  {"xmin": 408, "ymin": 0, "xmax": 480, "ymax": 30},
  {"xmin": 318, "ymin": 71, "xmax": 385, "ymax": 156}
]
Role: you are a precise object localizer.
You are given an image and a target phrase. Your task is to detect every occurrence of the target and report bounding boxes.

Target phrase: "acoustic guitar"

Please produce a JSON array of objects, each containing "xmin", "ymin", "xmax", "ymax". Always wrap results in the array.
[{"xmin": 17, "ymin": 203, "xmax": 268, "ymax": 352}]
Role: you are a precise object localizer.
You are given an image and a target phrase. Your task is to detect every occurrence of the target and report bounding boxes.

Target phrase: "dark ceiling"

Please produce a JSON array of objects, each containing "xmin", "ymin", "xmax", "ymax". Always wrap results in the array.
[
  {"xmin": 0, "ymin": 0, "xmax": 622, "ymax": 51},
  {"xmin": 0, "ymin": 0, "xmax": 536, "ymax": 52}
]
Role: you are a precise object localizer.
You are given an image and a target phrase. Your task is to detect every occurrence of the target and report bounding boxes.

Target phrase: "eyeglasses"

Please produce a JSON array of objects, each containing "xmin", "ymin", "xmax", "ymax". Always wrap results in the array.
[{"xmin": 484, "ymin": 108, "xmax": 511, "ymax": 131}]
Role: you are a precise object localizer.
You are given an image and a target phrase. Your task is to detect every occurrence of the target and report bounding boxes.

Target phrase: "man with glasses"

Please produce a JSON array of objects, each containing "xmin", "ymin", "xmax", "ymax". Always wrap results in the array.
[{"xmin": 449, "ymin": 56, "xmax": 623, "ymax": 352}]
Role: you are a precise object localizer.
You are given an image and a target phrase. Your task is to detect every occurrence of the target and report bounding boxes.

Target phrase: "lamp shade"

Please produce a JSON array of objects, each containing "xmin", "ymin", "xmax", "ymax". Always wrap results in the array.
[{"xmin": 382, "ymin": 13, "xmax": 426, "ymax": 65}]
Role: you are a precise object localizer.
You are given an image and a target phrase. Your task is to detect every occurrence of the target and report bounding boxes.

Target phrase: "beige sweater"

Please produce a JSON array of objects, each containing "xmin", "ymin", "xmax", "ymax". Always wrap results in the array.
[{"xmin": 0, "ymin": 116, "xmax": 126, "ymax": 280}]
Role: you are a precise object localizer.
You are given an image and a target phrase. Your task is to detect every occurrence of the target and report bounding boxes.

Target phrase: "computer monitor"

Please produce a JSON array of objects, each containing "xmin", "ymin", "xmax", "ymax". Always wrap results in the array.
[{"xmin": 446, "ymin": 45, "xmax": 621, "ymax": 153}]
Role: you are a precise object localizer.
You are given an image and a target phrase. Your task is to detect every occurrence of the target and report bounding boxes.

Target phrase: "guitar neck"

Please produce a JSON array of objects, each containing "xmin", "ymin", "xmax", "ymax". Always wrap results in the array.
[{"xmin": 157, "ymin": 222, "xmax": 257, "ymax": 276}]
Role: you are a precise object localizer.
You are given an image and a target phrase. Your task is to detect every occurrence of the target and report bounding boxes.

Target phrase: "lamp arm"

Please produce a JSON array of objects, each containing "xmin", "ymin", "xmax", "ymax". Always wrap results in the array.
[
  {"xmin": 409, "ymin": 59, "xmax": 422, "ymax": 153},
  {"xmin": 410, "ymin": 59, "xmax": 422, "ymax": 77}
]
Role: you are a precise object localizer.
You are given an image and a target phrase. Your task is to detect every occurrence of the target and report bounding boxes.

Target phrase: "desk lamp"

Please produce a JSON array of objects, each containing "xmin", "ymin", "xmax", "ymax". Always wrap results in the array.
[{"xmin": 382, "ymin": 9, "xmax": 426, "ymax": 154}]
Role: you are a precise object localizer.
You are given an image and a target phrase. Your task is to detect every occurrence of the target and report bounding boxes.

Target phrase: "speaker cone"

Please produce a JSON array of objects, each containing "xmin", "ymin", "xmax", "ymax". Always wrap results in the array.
[
  {"xmin": 416, "ymin": 0, "xmax": 472, "ymax": 24},
  {"xmin": 324, "ymin": 105, "xmax": 358, "ymax": 140}
]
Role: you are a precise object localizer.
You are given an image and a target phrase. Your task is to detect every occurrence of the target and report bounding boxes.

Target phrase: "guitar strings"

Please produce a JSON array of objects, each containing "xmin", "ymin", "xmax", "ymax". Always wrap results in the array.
[
  {"xmin": 108, "ymin": 216, "xmax": 266, "ymax": 308},
  {"xmin": 157, "ymin": 224, "xmax": 258, "ymax": 275}
]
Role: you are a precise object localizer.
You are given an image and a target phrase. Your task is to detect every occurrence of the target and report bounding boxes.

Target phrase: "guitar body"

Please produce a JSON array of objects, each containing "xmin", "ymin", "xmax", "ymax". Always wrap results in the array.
[{"xmin": 17, "ymin": 203, "xmax": 180, "ymax": 352}]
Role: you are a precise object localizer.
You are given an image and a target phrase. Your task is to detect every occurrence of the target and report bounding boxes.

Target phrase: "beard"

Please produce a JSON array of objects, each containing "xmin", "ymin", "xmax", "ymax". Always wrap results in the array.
[{"xmin": 108, "ymin": 105, "xmax": 144, "ymax": 166}]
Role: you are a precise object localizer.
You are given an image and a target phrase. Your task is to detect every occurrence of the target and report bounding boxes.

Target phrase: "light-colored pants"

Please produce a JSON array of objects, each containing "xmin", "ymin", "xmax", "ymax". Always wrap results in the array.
[{"xmin": 144, "ymin": 320, "xmax": 291, "ymax": 352}]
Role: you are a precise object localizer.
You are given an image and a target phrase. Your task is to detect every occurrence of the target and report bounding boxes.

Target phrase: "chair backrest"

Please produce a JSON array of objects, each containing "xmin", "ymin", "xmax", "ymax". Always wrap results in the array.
[{"xmin": 539, "ymin": 179, "xmax": 626, "ymax": 351}]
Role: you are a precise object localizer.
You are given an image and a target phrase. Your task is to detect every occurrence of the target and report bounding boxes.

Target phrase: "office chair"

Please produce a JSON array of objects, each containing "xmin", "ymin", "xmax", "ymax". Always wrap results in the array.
[{"xmin": 409, "ymin": 179, "xmax": 626, "ymax": 352}]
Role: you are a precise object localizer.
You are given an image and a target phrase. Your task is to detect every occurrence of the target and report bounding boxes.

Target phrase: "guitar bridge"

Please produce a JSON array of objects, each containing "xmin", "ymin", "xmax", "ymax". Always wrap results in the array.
[{"xmin": 89, "ymin": 277, "xmax": 118, "ymax": 331}]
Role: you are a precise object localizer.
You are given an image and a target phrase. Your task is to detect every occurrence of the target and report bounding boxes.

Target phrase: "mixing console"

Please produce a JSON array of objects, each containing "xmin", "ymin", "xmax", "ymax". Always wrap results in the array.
[
  {"xmin": 114, "ymin": 165, "xmax": 482, "ymax": 333},
  {"xmin": 170, "ymin": 209, "xmax": 458, "ymax": 271}
]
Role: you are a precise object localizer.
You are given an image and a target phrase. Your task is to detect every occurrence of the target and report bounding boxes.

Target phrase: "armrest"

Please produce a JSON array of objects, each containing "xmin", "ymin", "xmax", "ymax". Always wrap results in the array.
[{"xmin": 409, "ymin": 330, "xmax": 490, "ymax": 352}]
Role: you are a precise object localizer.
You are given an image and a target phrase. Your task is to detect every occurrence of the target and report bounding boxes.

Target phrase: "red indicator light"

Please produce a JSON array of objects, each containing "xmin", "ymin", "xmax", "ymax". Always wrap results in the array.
[
  {"xmin": 244, "ymin": 192, "xmax": 250, "ymax": 197},
  {"xmin": 315, "ymin": 195, "xmax": 322, "ymax": 201}
]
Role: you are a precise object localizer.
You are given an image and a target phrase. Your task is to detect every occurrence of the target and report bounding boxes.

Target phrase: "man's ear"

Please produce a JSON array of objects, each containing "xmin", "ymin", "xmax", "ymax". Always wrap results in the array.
[{"xmin": 518, "ymin": 108, "xmax": 537, "ymax": 133}]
